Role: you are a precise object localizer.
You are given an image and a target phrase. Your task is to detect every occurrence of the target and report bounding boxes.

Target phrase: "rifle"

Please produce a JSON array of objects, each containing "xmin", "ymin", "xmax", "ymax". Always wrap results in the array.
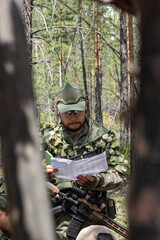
[{"xmin": 49, "ymin": 184, "xmax": 129, "ymax": 239}]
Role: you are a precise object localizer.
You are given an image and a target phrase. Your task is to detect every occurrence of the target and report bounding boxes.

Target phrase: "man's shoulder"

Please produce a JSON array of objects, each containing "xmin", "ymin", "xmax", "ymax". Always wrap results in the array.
[
  {"xmin": 84, "ymin": 118, "xmax": 118, "ymax": 146},
  {"xmin": 81, "ymin": 118, "xmax": 108, "ymax": 146},
  {"xmin": 41, "ymin": 123, "xmax": 61, "ymax": 134},
  {"xmin": 89, "ymin": 118, "xmax": 118, "ymax": 136},
  {"xmin": 88, "ymin": 118, "xmax": 108, "ymax": 137},
  {"xmin": 41, "ymin": 123, "xmax": 62, "ymax": 141}
]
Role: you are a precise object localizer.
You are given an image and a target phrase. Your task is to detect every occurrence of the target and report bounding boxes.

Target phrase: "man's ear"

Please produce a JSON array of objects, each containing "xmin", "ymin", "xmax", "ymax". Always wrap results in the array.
[{"xmin": 56, "ymin": 104, "xmax": 60, "ymax": 115}]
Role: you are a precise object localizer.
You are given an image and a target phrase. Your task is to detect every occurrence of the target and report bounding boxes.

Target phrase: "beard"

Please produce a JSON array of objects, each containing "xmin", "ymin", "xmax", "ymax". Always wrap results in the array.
[{"xmin": 62, "ymin": 120, "xmax": 85, "ymax": 133}]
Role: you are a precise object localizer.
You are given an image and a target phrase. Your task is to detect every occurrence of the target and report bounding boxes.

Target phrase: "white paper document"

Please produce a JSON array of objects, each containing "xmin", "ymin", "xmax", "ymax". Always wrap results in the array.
[{"xmin": 51, "ymin": 152, "xmax": 108, "ymax": 180}]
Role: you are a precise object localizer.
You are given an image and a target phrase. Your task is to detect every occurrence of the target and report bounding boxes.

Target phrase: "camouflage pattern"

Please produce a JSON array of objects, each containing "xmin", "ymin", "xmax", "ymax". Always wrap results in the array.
[
  {"xmin": 42, "ymin": 117, "xmax": 123, "ymax": 191},
  {"xmin": 55, "ymin": 82, "xmax": 85, "ymax": 105},
  {"xmin": 0, "ymin": 175, "xmax": 8, "ymax": 212},
  {"xmin": 0, "ymin": 175, "xmax": 11, "ymax": 240},
  {"xmin": 56, "ymin": 83, "xmax": 86, "ymax": 113},
  {"xmin": 0, "ymin": 231, "xmax": 11, "ymax": 240},
  {"xmin": 42, "ymin": 117, "xmax": 125, "ymax": 239}
]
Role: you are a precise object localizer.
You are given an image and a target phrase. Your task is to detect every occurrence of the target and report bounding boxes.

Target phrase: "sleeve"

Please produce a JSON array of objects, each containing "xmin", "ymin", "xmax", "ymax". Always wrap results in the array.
[
  {"xmin": 90, "ymin": 128, "xmax": 128, "ymax": 191},
  {"xmin": 91, "ymin": 172, "xmax": 123, "ymax": 191}
]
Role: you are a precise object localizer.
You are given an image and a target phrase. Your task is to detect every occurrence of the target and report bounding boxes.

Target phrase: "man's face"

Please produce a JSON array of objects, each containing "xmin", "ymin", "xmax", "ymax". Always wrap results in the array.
[{"xmin": 59, "ymin": 110, "xmax": 86, "ymax": 134}]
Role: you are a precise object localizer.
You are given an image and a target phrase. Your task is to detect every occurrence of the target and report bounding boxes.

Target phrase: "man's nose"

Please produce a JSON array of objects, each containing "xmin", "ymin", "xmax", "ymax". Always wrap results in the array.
[{"xmin": 69, "ymin": 113, "xmax": 77, "ymax": 118}]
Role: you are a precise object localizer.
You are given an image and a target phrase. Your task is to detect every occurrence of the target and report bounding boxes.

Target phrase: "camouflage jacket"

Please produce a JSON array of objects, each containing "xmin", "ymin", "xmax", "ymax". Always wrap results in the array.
[
  {"xmin": 0, "ymin": 176, "xmax": 11, "ymax": 240},
  {"xmin": 42, "ymin": 118, "xmax": 123, "ymax": 191}
]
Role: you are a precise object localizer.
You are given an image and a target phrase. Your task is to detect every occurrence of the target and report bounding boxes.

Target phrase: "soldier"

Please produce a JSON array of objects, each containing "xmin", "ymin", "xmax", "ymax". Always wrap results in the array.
[{"xmin": 42, "ymin": 82, "xmax": 123, "ymax": 240}]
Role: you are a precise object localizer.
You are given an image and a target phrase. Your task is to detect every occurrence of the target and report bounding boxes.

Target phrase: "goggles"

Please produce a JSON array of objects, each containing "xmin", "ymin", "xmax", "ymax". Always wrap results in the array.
[{"xmin": 61, "ymin": 110, "xmax": 84, "ymax": 117}]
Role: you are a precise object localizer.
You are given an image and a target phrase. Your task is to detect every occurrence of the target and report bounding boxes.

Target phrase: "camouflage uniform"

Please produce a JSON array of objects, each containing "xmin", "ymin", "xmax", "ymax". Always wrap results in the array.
[
  {"xmin": 43, "ymin": 117, "xmax": 122, "ymax": 191},
  {"xmin": 0, "ymin": 176, "xmax": 11, "ymax": 240},
  {"xmin": 43, "ymin": 117, "xmax": 122, "ymax": 239},
  {"xmin": 42, "ymin": 82, "xmax": 123, "ymax": 239}
]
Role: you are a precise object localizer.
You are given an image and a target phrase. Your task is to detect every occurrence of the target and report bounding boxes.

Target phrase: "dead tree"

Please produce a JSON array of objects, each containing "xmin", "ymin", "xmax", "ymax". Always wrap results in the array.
[{"xmin": 0, "ymin": 0, "xmax": 56, "ymax": 239}]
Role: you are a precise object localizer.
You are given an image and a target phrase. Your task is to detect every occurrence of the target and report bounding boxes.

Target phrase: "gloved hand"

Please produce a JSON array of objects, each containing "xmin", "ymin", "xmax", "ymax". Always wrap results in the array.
[{"xmin": 76, "ymin": 175, "xmax": 104, "ymax": 189}]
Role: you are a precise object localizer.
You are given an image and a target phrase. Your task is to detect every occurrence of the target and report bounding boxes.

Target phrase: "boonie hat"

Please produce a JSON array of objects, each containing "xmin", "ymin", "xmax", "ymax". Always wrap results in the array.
[
  {"xmin": 76, "ymin": 225, "xmax": 118, "ymax": 240},
  {"xmin": 56, "ymin": 83, "xmax": 86, "ymax": 113}
]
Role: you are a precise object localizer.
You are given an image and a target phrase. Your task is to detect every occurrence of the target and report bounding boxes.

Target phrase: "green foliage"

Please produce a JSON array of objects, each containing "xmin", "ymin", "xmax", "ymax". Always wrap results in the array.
[
  {"xmin": 103, "ymin": 113, "xmax": 130, "ymax": 177},
  {"xmin": 31, "ymin": 0, "xmax": 126, "ymax": 124},
  {"xmin": 32, "ymin": 2, "xmax": 137, "ymax": 178},
  {"xmin": 103, "ymin": 112, "xmax": 120, "ymax": 132},
  {"xmin": 120, "ymin": 142, "xmax": 131, "ymax": 160},
  {"xmin": 119, "ymin": 141, "xmax": 131, "ymax": 177}
]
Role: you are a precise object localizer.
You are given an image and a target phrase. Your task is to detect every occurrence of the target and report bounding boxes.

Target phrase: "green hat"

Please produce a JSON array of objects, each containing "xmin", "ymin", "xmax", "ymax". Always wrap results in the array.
[{"xmin": 56, "ymin": 83, "xmax": 86, "ymax": 113}]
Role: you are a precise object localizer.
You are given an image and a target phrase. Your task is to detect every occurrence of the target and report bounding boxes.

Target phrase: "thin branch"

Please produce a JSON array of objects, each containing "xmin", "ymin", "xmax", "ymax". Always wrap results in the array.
[{"xmin": 59, "ymin": 0, "xmax": 120, "ymax": 58}]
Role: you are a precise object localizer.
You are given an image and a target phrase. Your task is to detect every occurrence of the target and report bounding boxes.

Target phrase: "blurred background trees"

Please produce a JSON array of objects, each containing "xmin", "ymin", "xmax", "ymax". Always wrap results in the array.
[
  {"xmin": 26, "ymin": 0, "xmax": 139, "ymax": 176},
  {"xmin": 30, "ymin": 0, "xmax": 138, "ymax": 125},
  {"xmin": 0, "ymin": 0, "xmax": 139, "ymax": 173}
]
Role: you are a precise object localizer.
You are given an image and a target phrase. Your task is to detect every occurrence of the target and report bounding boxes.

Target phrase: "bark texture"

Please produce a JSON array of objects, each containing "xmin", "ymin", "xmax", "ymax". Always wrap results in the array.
[
  {"xmin": 0, "ymin": 0, "xmax": 55, "ymax": 239},
  {"xmin": 128, "ymin": 1, "xmax": 160, "ymax": 239},
  {"xmin": 120, "ymin": 10, "xmax": 129, "ymax": 147},
  {"xmin": 95, "ymin": 2, "xmax": 103, "ymax": 123},
  {"xmin": 23, "ymin": 0, "xmax": 33, "ymax": 63}
]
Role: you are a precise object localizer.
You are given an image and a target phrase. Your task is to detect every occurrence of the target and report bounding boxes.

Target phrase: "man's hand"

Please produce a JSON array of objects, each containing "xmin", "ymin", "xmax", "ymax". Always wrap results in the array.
[
  {"xmin": 46, "ymin": 165, "xmax": 58, "ymax": 180},
  {"xmin": 0, "ymin": 210, "xmax": 12, "ymax": 233},
  {"xmin": 77, "ymin": 175, "xmax": 97, "ymax": 189}
]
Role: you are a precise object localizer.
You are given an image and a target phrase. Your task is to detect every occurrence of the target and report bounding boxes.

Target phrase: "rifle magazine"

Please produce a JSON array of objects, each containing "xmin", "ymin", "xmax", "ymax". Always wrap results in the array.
[{"xmin": 67, "ymin": 217, "xmax": 83, "ymax": 238}]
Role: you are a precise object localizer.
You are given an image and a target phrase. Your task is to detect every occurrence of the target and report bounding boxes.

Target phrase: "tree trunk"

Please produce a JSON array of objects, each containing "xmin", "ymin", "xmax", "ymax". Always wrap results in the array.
[
  {"xmin": 120, "ymin": 10, "xmax": 129, "ymax": 147},
  {"xmin": 59, "ymin": 1, "xmax": 63, "ymax": 87},
  {"xmin": 94, "ymin": 2, "xmax": 103, "ymax": 124},
  {"xmin": 73, "ymin": 45, "xmax": 78, "ymax": 83},
  {"xmin": 128, "ymin": 1, "xmax": 160, "ymax": 240},
  {"xmin": 91, "ymin": 54, "xmax": 95, "ymax": 117},
  {"xmin": 127, "ymin": 13, "xmax": 137, "ymax": 178},
  {"xmin": 0, "ymin": 1, "xmax": 55, "ymax": 239},
  {"xmin": 88, "ymin": 33, "xmax": 92, "ymax": 117},
  {"xmin": 78, "ymin": 0, "xmax": 90, "ymax": 116},
  {"xmin": 23, "ymin": 0, "xmax": 33, "ymax": 64}
]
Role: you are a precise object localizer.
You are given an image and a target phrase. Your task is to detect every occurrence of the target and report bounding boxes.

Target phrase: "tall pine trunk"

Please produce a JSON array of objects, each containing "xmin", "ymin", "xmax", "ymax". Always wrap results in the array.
[
  {"xmin": 78, "ymin": 0, "xmax": 90, "ymax": 116},
  {"xmin": 59, "ymin": 1, "xmax": 63, "ymax": 86},
  {"xmin": 127, "ymin": 13, "xmax": 137, "ymax": 178},
  {"xmin": 23, "ymin": 0, "xmax": 33, "ymax": 64},
  {"xmin": 94, "ymin": 2, "xmax": 103, "ymax": 123},
  {"xmin": 120, "ymin": 10, "xmax": 129, "ymax": 147}
]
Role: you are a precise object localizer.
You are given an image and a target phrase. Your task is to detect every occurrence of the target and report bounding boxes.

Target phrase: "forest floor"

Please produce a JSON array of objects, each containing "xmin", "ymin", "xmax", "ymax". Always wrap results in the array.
[{"xmin": 108, "ymin": 178, "xmax": 130, "ymax": 240}]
